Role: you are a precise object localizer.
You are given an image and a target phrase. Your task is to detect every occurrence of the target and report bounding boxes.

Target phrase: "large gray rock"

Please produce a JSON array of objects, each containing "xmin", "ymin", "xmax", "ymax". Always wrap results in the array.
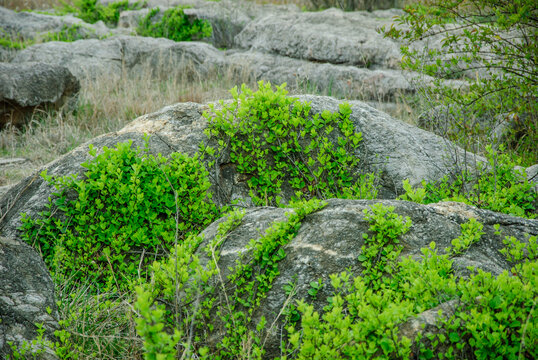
[
  {"xmin": 183, "ymin": 0, "xmax": 299, "ymax": 48},
  {"xmin": 195, "ymin": 198, "xmax": 538, "ymax": 358},
  {"xmin": 234, "ymin": 8, "xmax": 402, "ymax": 69},
  {"xmin": 117, "ymin": 0, "xmax": 299, "ymax": 48},
  {"xmin": 0, "ymin": 236, "xmax": 59, "ymax": 359},
  {"xmin": 226, "ymin": 50, "xmax": 440, "ymax": 102},
  {"xmin": 10, "ymin": 35, "xmax": 448, "ymax": 104},
  {"xmin": 12, "ymin": 35, "xmax": 225, "ymax": 80},
  {"xmin": 0, "ymin": 62, "xmax": 80, "ymax": 128},
  {"xmin": 0, "ymin": 97, "xmax": 482, "ymax": 237},
  {"xmin": 0, "ymin": 6, "xmax": 127, "ymax": 41}
]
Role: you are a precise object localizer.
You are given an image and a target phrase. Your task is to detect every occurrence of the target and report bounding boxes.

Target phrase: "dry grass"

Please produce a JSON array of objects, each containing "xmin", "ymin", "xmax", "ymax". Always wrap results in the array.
[
  {"xmin": 0, "ymin": 62, "xmax": 259, "ymax": 187},
  {"xmin": 0, "ymin": 57, "xmax": 416, "ymax": 188}
]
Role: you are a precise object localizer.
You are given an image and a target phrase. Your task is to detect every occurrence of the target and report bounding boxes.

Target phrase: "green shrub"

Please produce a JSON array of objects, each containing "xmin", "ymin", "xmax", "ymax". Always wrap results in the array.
[
  {"xmin": 201, "ymin": 81, "xmax": 377, "ymax": 206},
  {"xmin": 57, "ymin": 0, "xmax": 143, "ymax": 26},
  {"xmin": 0, "ymin": 29, "xmax": 33, "ymax": 49},
  {"xmin": 399, "ymin": 145, "xmax": 537, "ymax": 218},
  {"xmin": 42, "ymin": 24, "xmax": 92, "ymax": 42},
  {"xmin": 137, "ymin": 6, "xmax": 212, "ymax": 42},
  {"xmin": 20, "ymin": 137, "xmax": 219, "ymax": 291},
  {"xmin": 283, "ymin": 205, "xmax": 538, "ymax": 359},
  {"xmin": 134, "ymin": 199, "xmax": 326, "ymax": 359}
]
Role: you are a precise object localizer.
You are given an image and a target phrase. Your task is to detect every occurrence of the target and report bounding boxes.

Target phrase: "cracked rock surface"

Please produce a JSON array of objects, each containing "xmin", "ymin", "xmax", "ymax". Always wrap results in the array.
[
  {"xmin": 196, "ymin": 198, "xmax": 538, "ymax": 358},
  {"xmin": 0, "ymin": 236, "xmax": 59, "ymax": 359}
]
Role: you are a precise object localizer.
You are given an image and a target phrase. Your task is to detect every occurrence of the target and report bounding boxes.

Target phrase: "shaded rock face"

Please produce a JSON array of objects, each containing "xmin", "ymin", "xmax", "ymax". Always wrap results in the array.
[
  {"xmin": 0, "ymin": 97, "xmax": 480, "ymax": 237},
  {"xmin": 196, "ymin": 199, "xmax": 538, "ymax": 358},
  {"xmin": 0, "ymin": 236, "xmax": 59, "ymax": 360},
  {"xmin": 0, "ymin": 62, "xmax": 80, "ymax": 128}
]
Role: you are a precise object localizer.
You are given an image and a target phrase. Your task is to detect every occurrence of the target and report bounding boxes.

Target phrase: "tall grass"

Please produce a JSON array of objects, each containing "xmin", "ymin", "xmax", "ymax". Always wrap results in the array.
[{"xmin": 0, "ymin": 62, "xmax": 259, "ymax": 187}]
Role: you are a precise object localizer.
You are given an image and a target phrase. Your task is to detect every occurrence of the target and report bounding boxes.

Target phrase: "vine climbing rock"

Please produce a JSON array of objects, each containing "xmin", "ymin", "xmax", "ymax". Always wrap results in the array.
[
  {"xmin": 195, "ymin": 199, "xmax": 538, "ymax": 358},
  {"xmin": 0, "ymin": 236, "xmax": 59, "ymax": 359}
]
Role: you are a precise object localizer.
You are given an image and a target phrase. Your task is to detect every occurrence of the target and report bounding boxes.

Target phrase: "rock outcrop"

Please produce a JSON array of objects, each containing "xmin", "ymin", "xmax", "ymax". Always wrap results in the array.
[
  {"xmin": 234, "ymin": 8, "xmax": 402, "ymax": 69},
  {"xmin": 0, "ymin": 97, "xmax": 482, "ymax": 237},
  {"xmin": 196, "ymin": 198, "xmax": 538, "ymax": 358},
  {"xmin": 12, "ymin": 35, "xmax": 225, "ymax": 80},
  {"xmin": 0, "ymin": 62, "xmax": 80, "ymax": 128},
  {"xmin": 116, "ymin": 0, "xmax": 300, "ymax": 49},
  {"xmin": 11, "ymin": 35, "xmax": 465, "ymax": 107},
  {"xmin": 0, "ymin": 236, "xmax": 59, "ymax": 359}
]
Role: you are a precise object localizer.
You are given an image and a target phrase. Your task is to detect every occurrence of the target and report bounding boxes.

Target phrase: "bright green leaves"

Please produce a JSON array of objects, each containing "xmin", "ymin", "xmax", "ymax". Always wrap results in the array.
[
  {"xmin": 359, "ymin": 204, "xmax": 411, "ymax": 290},
  {"xmin": 20, "ymin": 137, "xmax": 219, "ymax": 292},
  {"xmin": 135, "ymin": 287, "xmax": 182, "ymax": 360},
  {"xmin": 56, "ymin": 0, "xmax": 142, "ymax": 26},
  {"xmin": 401, "ymin": 145, "xmax": 537, "ymax": 219},
  {"xmin": 448, "ymin": 218, "xmax": 485, "ymax": 256},
  {"xmin": 285, "ymin": 204, "xmax": 538, "ymax": 359},
  {"xmin": 202, "ymin": 81, "xmax": 376, "ymax": 206},
  {"xmin": 217, "ymin": 199, "xmax": 326, "ymax": 358},
  {"xmin": 137, "ymin": 6, "xmax": 212, "ymax": 42}
]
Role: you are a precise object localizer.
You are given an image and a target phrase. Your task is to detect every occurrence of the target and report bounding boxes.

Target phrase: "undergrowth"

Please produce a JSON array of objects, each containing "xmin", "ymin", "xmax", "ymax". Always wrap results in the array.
[
  {"xmin": 56, "ymin": 0, "xmax": 143, "ymax": 26},
  {"xmin": 11, "ymin": 83, "xmax": 538, "ymax": 359},
  {"xmin": 399, "ymin": 145, "xmax": 537, "ymax": 218},
  {"xmin": 133, "ymin": 203, "xmax": 538, "ymax": 359},
  {"xmin": 20, "ymin": 137, "xmax": 219, "ymax": 292}
]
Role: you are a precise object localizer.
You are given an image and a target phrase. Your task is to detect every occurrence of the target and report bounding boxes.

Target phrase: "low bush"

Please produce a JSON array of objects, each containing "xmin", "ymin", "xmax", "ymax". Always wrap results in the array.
[
  {"xmin": 20, "ymin": 137, "xmax": 219, "ymax": 291},
  {"xmin": 399, "ymin": 145, "xmax": 537, "ymax": 218},
  {"xmin": 137, "ymin": 6, "xmax": 212, "ymax": 42},
  {"xmin": 135, "ymin": 199, "xmax": 327, "ymax": 360},
  {"xmin": 42, "ymin": 24, "xmax": 94, "ymax": 42},
  {"xmin": 0, "ymin": 29, "xmax": 34, "ymax": 49},
  {"xmin": 284, "ymin": 205, "xmax": 538, "ymax": 359},
  {"xmin": 201, "ymin": 81, "xmax": 377, "ymax": 206},
  {"xmin": 57, "ymin": 0, "xmax": 143, "ymax": 26}
]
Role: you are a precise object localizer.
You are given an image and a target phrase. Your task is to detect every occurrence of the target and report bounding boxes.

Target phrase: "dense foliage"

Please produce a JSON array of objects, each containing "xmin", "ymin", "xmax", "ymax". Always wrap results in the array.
[
  {"xmin": 13, "ymin": 83, "xmax": 538, "ymax": 359},
  {"xmin": 399, "ymin": 145, "xmax": 537, "ymax": 218},
  {"xmin": 57, "ymin": 0, "xmax": 143, "ymax": 26},
  {"xmin": 20, "ymin": 138, "xmax": 219, "ymax": 291},
  {"xmin": 134, "ymin": 203, "xmax": 538, "ymax": 359},
  {"xmin": 201, "ymin": 81, "xmax": 376, "ymax": 206},
  {"xmin": 284, "ymin": 205, "xmax": 537, "ymax": 359},
  {"xmin": 137, "ymin": 6, "xmax": 212, "ymax": 42},
  {"xmin": 383, "ymin": 0, "xmax": 538, "ymax": 164}
]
